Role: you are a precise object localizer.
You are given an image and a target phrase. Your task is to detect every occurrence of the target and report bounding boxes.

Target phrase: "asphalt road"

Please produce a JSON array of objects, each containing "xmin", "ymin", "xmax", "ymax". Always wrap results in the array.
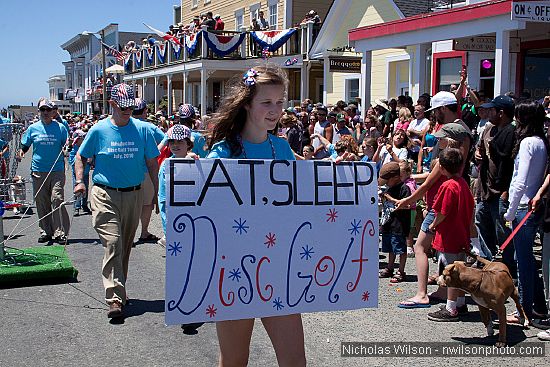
[{"xmin": 0, "ymin": 155, "xmax": 548, "ymax": 366}]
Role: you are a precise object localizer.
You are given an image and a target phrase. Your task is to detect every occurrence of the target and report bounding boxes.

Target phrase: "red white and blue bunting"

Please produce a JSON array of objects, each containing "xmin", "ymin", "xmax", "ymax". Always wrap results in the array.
[
  {"xmin": 135, "ymin": 50, "xmax": 142, "ymax": 68},
  {"xmin": 203, "ymin": 31, "xmax": 246, "ymax": 57},
  {"xmin": 250, "ymin": 29, "xmax": 297, "ymax": 52},
  {"xmin": 172, "ymin": 42, "xmax": 182, "ymax": 59},
  {"xmin": 185, "ymin": 31, "xmax": 202, "ymax": 54},
  {"xmin": 124, "ymin": 53, "xmax": 133, "ymax": 71},
  {"xmin": 157, "ymin": 41, "xmax": 167, "ymax": 63},
  {"xmin": 146, "ymin": 47, "xmax": 154, "ymax": 65}
]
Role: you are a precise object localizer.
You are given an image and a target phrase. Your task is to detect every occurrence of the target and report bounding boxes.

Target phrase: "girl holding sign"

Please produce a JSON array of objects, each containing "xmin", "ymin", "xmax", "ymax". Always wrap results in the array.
[{"xmin": 207, "ymin": 66, "xmax": 305, "ymax": 366}]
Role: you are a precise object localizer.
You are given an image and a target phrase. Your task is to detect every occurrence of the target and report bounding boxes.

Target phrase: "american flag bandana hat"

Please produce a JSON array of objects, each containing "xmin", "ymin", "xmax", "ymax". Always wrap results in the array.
[
  {"xmin": 167, "ymin": 124, "xmax": 191, "ymax": 141},
  {"xmin": 178, "ymin": 103, "xmax": 195, "ymax": 119},
  {"xmin": 110, "ymin": 83, "xmax": 136, "ymax": 108}
]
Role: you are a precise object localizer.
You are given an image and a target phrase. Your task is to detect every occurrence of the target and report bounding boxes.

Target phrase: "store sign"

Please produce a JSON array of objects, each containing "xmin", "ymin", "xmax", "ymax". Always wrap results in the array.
[
  {"xmin": 453, "ymin": 36, "xmax": 520, "ymax": 53},
  {"xmin": 512, "ymin": 1, "xmax": 550, "ymax": 23},
  {"xmin": 329, "ymin": 57, "xmax": 362, "ymax": 73}
]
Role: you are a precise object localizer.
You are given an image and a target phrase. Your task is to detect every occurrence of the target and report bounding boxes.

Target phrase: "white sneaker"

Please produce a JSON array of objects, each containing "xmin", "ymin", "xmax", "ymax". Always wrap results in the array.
[{"xmin": 537, "ymin": 330, "xmax": 550, "ymax": 341}]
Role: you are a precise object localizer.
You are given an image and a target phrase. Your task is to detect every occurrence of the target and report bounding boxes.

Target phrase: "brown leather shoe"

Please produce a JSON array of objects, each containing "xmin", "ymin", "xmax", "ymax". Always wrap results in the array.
[{"xmin": 107, "ymin": 301, "xmax": 123, "ymax": 318}]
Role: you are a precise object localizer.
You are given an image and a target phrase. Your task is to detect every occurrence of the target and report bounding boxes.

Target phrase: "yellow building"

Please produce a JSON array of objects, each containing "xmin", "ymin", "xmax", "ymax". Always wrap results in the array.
[
  {"xmin": 124, "ymin": 1, "xmax": 333, "ymax": 115},
  {"xmin": 309, "ymin": 0, "xmax": 429, "ymax": 108}
]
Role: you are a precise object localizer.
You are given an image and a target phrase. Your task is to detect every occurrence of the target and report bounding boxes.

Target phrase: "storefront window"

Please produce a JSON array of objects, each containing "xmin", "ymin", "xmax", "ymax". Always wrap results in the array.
[
  {"xmin": 346, "ymin": 78, "xmax": 359, "ymax": 102},
  {"xmin": 523, "ymin": 50, "xmax": 550, "ymax": 99},
  {"xmin": 438, "ymin": 57, "xmax": 462, "ymax": 92}
]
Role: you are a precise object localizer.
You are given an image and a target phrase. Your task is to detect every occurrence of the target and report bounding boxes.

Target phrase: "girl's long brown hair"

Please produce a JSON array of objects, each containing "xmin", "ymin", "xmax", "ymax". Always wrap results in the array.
[{"xmin": 208, "ymin": 64, "xmax": 289, "ymax": 157}]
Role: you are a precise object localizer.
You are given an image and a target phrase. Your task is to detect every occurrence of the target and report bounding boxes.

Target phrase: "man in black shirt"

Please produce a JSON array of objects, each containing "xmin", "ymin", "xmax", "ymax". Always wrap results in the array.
[{"xmin": 474, "ymin": 95, "xmax": 516, "ymax": 274}]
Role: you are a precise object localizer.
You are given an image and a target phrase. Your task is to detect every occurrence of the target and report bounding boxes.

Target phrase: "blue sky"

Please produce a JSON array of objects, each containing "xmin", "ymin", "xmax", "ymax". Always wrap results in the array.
[{"xmin": 0, "ymin": 0, "xmax": 178, "ymax": 109}]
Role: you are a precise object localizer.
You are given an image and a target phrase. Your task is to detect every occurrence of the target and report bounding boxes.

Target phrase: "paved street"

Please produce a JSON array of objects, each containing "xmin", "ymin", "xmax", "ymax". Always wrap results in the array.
[{"xmin": 1, "ymin": 156, "xmax": 548, "ymax": 366}]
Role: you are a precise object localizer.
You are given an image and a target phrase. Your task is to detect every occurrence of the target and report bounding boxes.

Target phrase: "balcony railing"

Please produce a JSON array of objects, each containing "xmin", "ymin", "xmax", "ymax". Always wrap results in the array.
[{"xmin": 125, "ymin": 21, "xmax": 321, "ymax": 75}]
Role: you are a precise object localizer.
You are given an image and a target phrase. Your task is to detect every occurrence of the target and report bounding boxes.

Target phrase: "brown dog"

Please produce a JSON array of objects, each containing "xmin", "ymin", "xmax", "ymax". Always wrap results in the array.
[{"xmin": 438, "ymin": 255, "xmax": 529, "ymax": 347}]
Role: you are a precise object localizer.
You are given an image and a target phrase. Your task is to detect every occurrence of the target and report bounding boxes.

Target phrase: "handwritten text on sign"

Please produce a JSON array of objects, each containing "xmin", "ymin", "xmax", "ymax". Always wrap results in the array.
[{"xmin": 165, "ymin": 159, "xmax": 379, "ymax": 324}]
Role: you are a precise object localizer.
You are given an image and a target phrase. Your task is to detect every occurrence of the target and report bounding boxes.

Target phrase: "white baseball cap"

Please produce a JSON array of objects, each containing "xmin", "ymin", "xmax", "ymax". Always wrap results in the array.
[{"xmin": 425, "ymin": 91, "xmax": 457, "ymax": 112}]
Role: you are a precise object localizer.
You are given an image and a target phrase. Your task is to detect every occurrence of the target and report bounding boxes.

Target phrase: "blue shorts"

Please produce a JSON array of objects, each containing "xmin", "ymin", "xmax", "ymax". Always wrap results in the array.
[
  {"xmin": 381, "ymin": 234, "xmax": 407, "ymax": 255},
  {"xmin": 420, "ymin": 209, "xmax": 436, "ymax": 233}
]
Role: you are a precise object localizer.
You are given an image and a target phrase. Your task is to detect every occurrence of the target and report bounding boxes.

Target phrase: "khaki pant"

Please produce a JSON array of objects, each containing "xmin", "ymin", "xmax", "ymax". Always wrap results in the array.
[
  {"xmin": 90, "ymin": 185, "xmax": 143, "ymax": 304},
  {"xmin": 31, "ymin": 171, "xmax": 70, "ymax": 237}
]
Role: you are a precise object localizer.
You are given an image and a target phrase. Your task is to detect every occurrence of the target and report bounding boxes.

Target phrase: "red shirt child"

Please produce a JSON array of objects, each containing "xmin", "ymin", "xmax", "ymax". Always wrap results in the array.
[{"xmin": 429, "ymin": 149, "xmax": 474, "ymax": 254}]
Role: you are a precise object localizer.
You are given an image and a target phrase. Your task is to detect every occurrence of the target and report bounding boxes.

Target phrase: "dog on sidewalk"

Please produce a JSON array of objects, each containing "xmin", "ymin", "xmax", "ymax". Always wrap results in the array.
[{"xmin": 437, "ymin": 254, "xmax": 528, "ymax": 347}]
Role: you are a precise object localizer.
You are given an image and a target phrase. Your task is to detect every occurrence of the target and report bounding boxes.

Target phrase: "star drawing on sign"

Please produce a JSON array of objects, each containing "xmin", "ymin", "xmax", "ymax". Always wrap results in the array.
[
  {"xmin": 232, "ymin": 218, "xmax": 249, "ymax": 235},
  {"xmin": 273, "ymin": 297, "xmax": 284, "ymax": 310},
  {"xmin": 326, "ymin": 208, "xmax": 338, "ymax": 222},
  {"xmin": 362, "ymin": 291, "xmax": 370, "ymax": 302},
  {"xmin": 228, "ymin": 268, "xmax": 242, "ymax": 282},
  {"xmin": 168, "ymin": 242, "xmax": 182, "ymax": 256},
  {"xmin": 206, "ymin": 304, "xmax": 217, "ymax": 318},
  {"xmin": 264, "ymin": 232, "xmax": 276, "ymax": 248},
  {"xmin": 348, "ymin": 219, "xmax": 362, "ymax": 236},
  {"xmin": 300, "ymin": 245, "xmax": 315, "ymax": 260}
]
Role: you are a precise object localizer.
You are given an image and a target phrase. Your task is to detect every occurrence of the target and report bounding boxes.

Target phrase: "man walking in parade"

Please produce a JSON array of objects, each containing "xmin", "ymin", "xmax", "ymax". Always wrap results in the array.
[
  {"xmin": 19, "ymin": 98, "xmax": 69, "ymax": 244},
  {"xmin": 74, "ymin": 84, "xmax": 160, "ymax": 318}
]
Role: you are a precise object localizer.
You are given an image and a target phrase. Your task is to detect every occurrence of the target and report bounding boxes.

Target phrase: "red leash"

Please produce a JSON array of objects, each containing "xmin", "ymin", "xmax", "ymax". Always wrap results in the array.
[{"xmin": 497, "ymin": 210, "xmax": 533, "ymax": 256}]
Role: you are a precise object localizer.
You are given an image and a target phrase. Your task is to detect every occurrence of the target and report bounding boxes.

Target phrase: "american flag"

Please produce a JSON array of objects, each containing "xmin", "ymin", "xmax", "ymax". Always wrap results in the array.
[{"xmin": 102, "ymin": 42, "xmax": 125, "ymax": 62}]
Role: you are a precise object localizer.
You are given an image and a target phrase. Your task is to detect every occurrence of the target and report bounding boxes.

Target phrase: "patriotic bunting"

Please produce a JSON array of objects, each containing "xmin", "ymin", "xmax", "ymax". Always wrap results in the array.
[
  {"xmin": 146, "ymin": 47, "xmax": 154, "ymax": 65},
  {"xmin": 172, "ymin": 42, "xmax": 182, "ymax": 59},
  {"xmin": 157, "ymin": 41, "xmax": 167, "ymax": 63},
  {"xmin": 203, "ymin": 31, "xmax": 246, "ymax": 57},
  {"xmin": 250, "ymin": 29, "xmax": 297, "ymax": 52},
  {"xmin": 185, "ymin": 31, "xmax": 202, "ymax": 54},
  {"xmin": 135, "ymin": 50, "xmax": 142, "ymax": 68}
]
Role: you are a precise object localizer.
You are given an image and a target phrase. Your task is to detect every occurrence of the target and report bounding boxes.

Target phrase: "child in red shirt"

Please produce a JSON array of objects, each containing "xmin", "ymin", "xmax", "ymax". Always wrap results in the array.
[{"xmin": 427, "ymin": 148, "xmax": 475, "ymax": 322}]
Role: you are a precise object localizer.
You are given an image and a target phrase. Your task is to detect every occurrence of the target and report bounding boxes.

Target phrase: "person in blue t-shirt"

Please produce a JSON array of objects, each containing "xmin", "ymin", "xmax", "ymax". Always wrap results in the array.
[
  {"xmin": 132, "ymin": 98, "xmax": 165, "ymax": 244},
  {"xmin": 19, "ymin": 98, "xmax": 69, "ymax": 244},
  {"xmin": 74, "ymin": 84, "xmax": 160, "ymax": 319},
  {"xmin": 206, "ymin": 66, "xmax": 304, "ymax": 366},
  {"xmin": 68, "ymin": 129, "xmax": 91, "ymax": 214}
]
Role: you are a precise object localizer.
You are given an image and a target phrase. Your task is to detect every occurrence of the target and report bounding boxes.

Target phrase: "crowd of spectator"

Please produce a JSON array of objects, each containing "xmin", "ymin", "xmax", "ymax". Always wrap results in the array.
[{"xmin": 20, "ymin": 58, "xmax": 550, "ymax": 342}]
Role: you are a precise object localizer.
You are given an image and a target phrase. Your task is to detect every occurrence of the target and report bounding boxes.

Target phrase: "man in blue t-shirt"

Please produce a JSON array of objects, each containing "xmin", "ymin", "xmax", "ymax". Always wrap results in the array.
[
  {"xmin": 19, "ymin": 98, "xmax": 69, "ymax": 244},
  {"xmin": 74, "ymin": 84, "xmax": 160, "ymax": 319}
]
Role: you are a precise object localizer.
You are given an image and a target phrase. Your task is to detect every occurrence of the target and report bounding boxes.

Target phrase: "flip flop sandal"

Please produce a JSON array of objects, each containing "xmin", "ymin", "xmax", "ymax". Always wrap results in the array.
[
  {"xmin": 390, "ymin": 271, "xmax": 405, "ymax": 283},
  {"xmin": 139, "ymin": 234, "xmax": 160, "ymax": 243},
  {"xmin": 379, "ymin": 268, "xmax": 393, "ymax": 278}
]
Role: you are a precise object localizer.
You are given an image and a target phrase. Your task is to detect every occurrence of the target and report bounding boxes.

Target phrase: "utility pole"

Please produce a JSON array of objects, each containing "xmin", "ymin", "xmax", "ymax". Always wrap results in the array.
[{"xmin": 101, "ymin": 29, "xmax": 107, "ymax": 114}]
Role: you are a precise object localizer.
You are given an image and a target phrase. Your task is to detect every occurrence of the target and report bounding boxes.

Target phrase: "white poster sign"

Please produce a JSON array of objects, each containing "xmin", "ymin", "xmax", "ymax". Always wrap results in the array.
[
  {"xmin": 512, "ymin": 1, "xmax": 550, "ymax": 23},
  {"xmin": 165, "ymin": 159, "xmax": 379, "ymax": 324}
]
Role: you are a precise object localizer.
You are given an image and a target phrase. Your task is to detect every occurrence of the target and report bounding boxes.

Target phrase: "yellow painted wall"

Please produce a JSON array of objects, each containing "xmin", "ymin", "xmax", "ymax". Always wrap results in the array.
[
  {"xmin": 179, "ymin": 1, "xmax": 286, "ymax": 30},
  {"xmin": 179, "ymin": 0, "xmax": 332, "ymax": 30},
  {"xmin": 325, "ymin": 0, "xmax": 408, "ymax": 104}
]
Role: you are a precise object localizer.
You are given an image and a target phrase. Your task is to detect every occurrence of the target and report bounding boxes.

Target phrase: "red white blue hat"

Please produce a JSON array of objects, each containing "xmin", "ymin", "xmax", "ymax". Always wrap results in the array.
[
  {"xmin": 110, "ymin": 83, "xmax": 136, "ymax": 108},
  {"xmin": 167, "ymin": 124, "xmax": 191, "ymax": 141},
  {"xmin": 178, "ymin": 104, "xmax": 196, "ymax": 119}
]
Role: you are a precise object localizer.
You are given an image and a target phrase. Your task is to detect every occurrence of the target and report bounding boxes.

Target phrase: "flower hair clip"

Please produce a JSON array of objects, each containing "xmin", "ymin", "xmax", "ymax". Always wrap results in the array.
[{"xmin": 243, "ymin": 68, "xmax": 259, "ymax": 86}]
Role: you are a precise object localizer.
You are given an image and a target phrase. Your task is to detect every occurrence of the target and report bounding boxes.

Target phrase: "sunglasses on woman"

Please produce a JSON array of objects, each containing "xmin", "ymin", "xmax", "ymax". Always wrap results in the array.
[{"xmin": 39, "ymin": 107, "xmax": 53, "ymax": 112}]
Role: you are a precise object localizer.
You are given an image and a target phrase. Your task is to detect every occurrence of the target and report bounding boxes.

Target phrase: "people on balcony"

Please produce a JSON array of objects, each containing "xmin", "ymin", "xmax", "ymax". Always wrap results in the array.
[
  {"xmin": 258, "ymin": 11, "xmax": 269, "ymax": 30},
  {"xmin": 214, "ymin": 14, "xmax": 224, "ymax": 31},
  {"xmin": 202, "ymin": 12, "xmax": 216, "ymax": 31}
]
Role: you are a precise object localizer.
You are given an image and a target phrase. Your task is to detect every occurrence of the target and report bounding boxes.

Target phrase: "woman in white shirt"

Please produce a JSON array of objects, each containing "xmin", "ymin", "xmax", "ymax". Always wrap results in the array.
[{"xmin": 504, "ymin": 100, "xmax": 549, "ymax": 323}]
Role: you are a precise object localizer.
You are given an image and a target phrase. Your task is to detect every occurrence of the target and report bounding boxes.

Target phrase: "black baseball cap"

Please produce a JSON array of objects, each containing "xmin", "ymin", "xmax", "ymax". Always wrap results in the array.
[{"xmin": 480, "ymin": 95, "xmax": 515, "ymax": 110}]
